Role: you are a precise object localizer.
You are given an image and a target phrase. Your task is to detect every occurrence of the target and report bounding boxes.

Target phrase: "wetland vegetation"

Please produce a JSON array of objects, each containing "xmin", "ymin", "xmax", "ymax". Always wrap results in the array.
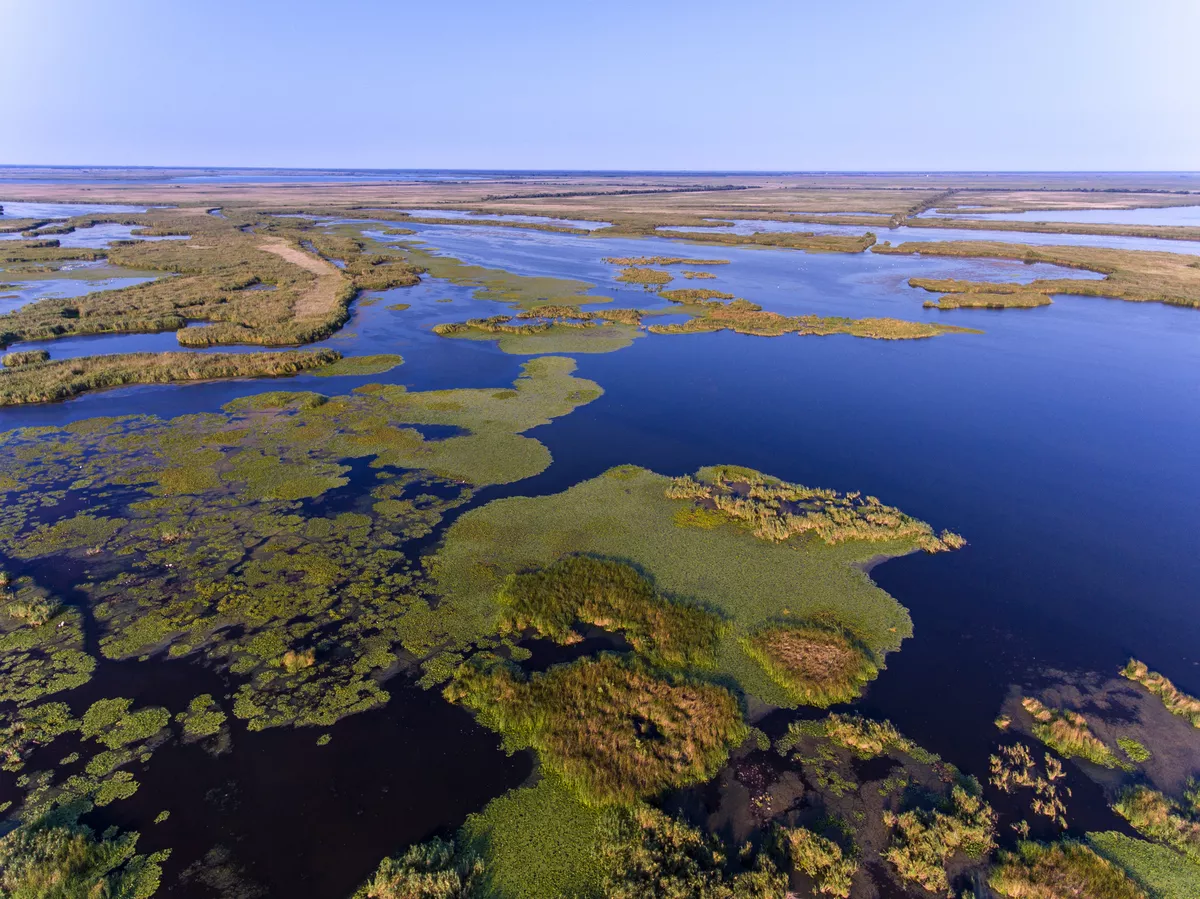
[{"xmin": 4, "ymin": 171, "xmax": 1200, "ymax": 898}]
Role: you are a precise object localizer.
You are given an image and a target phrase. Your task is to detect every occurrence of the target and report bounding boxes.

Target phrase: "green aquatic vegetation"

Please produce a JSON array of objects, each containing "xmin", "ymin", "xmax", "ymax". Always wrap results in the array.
[
  {"xmin": 742, "ymin": 623, "xmax": 878, "ymax": 707},
  {"xmin": 781, "ymin": 826, "xmax": 857, "ymax": 898},
  {"xmin": 598, "ymin": 805, "xmax": 788, "ymax": 898},
  {"xmin": 1119, "ymin": 737, "xmax": 1152, "ymax": 764},
  {"xmin": 445, "ymin": 654, "xmax": 746, "ymax": 806},
  {"xmin": 1089, "ymin": 831, "xmax": 1200, "ymax": 899},
  {"xmin": 874, "ymin": 240, "xmax": 1200, "ymax": 309},
  {"xmin": 649, "ymin": 295, "xmax": 978, "ymax": 340},
  {"xmin": 615, "ymin": 267, "xmax": 672, "ymax": 286},
  {"xmin": 429, "ymin": 465, "xmax": 929, "ymax": 706},
  {"xmin": 394, "ymin": 243, "xmax": 612, "ymax": 311},
  {"xmin": 1113, "ymin": 786, "xmax": 1200, "ymax": 863},
  {"xmin": 79, "ymin": 698, "xmax": 169, "ymax": 750},
  {"xmin": 1, "ymin": 702, "xmax": 76, "ymax": 773},
  {"xmin": 601, "ymin": 256, "xmax": 730, "ymax": 266},
  {"xmin": 385, "ymin": 302, "xmax": 411, "ymax": 311},
  {"xmin": 0, "ymin": 349, "xmax": 341, "ymax": 405},
  {"xmin": 0, "ymin": 358, "xmax": 600, "ymax": 731},
  {"xmin": 660, "ymin": 288, "xmax": 736, "ymax": 303},
  {"xmin": 0, "ymin": 808, "xmax": 168, "ymax": 899},
  {"xmin": 682, "ymin": 270, "xmax": 717, "ymax": 279},
  {"xmin": 666, "ymin": 465, "xmax": 965, "ymax": 551},
  {"xmin": 1122, "ymin": 659, "xmax": 1200, "ymax": 727},
  {"xmin": 923, "ymin": 291, "xmax": 1052, "ymax": 310},
  {"xmin": 0, "ymin": 586, "xmax": 95, "ymax": 708},
  {"xmin": 496, "ymin": 556, "xmax": 724, "ymax": 667},
  {"xmin": 0, "ymin": 210, "xmax": 355, "ymax": 347},
  {"xmin": 882, "ymin": 783, "xmax": 997, "ymax": 894},
  {"xmin": 1021, "ymin": 696, "xmax": 1123, "ymax": 768},
  {"xmin": 778, "ymin": 713, "xmax": 923, "ymax": 760},
  {"xmin": 989, "ymin": 744, "xmax": 1069, "ymax": 827},
  {"xmin": 461, "ymin": 777, "xmax": 605, "ymax": 899},
  {"xmin": 353, "ymin": 836, "xmax": 482, "ymax": 899},
  {"xmin": 991, "ymin": 840, "xmax": 1147, "ymax": 899},
  {"xmin": 175, "ymin": 694, "xmax": 227, "ymax": 740},
  {"xmin": 310, "ymin": 353, "xmax": 404, "ymax": 377},
  {"xmin": 2, "ymin": 349, "xmax": 50, "ymax": 367},
  {"xmin": 434, "ymin": 310, "xmax": 643, "ymax": 355},
  {"xmin": 655, "ymin": 228, "xmax": 876, "ymax": 254}
]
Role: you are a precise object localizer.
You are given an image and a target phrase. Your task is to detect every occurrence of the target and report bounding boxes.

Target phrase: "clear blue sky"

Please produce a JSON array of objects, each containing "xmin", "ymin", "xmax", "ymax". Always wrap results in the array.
[{"xmin": 4, "ymin": 0, "xmax": 1197, "ymax": 170}]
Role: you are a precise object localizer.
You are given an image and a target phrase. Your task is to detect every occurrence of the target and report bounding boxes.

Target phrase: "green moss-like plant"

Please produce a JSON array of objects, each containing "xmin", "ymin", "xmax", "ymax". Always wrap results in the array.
[{"xmin": 882, "ymin": 784, "xmax": 997, "ymax": 894}]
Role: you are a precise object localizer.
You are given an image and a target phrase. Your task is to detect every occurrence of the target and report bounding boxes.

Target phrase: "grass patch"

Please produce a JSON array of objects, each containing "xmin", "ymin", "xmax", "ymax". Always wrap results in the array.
[
  {"xmin": 310, "ymin": 354, "xmax": 403, "ymax": 377},
  {"xmin": 1021, "ymin": 696, "xmax": 1123, "ymax": 768},
  {"xmin": 601, "ymin": 256, "xmax": 729, "ymax": 266},
  {"xmin": 434, "ymin": 310, "xmax": 643, "ymax": 355},
  {"xmin": 497, "ymin": 556, "xmax": 724, "ymax": 667},
  {"xmin": 429, "ymin": 465, "xmax": 938, "ymax": 706},
  {"xmin": 2, "ymin": 350, "xmax": 50, "ymax": 367},
  {"xmin": 882, "ymin": 783, "xmax": 997, "ymax": 894},
  {"xmin": 1119, "ymin": 737, "xmax": 1152, "ymax": 764},
  {"xmin": 1112, "ymin": 786, "xmax": 1200, "ymax": 863},
  {"xmin": 782, "ymin": 826, "xmax": 857, "ymax": 898},
  {"xmin": 352, "ymin": 836, "xmax": 482, "ymax": 899},
  {"xmin": 742, "ymin": 622, "xmax": 878, "ymax": 707},
  {"xmin": 991, "ymin": 840, "xmax": 1147, "ymax": 899},
  {"xmin": 461, "ymin": 777, "xmax": 605, "ymax": 899},
  {"xmin": 875, "ymin": 240, "xmax": 1200, "ymax": 309},
  {"xmin": 0, "ymin": 807, "xmax": 167, "ymax": 899},
  {"xmin": 614, "ymin": 267, "xmax": 672, "ymax": 286},
  {"xmin": 385, "ymin": 302, "xmax": 411, "ymax": 311},
  {"xmin": 0, "ymin": 349, "xmax": 340, "ymax": 405},
  {"xmin": 1090, "ymin": 830, "xmax": 1200, "ymax": 899},
  {"xmin": 599, "ymin": 804, "xmax": 786, "ymax": 898},
  {"xmin": 1123, "ymin": 659, "xmax": 1200, "ymax": 727},
  {"xmin": 923, "ymin": 290, "xmax": 1052, "ymax": 310},
  {"xmin": 445, "ymin": 654, "xmax": 746, "ymax": 805}
]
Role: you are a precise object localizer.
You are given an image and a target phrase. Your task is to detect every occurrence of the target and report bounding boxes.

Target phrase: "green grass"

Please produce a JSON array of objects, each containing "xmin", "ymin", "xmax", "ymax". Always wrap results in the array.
[
  {"xmin": 601, "ymin": 256, "xmax": 730, "ymax": 266},
  {"xmin": 782, "ymin": 826, "xmax": 857, "ymax": 898},
  {"xmin": 1021, "ymin": 696, "xmax": 1123, "ymax": 768},
  {"xmin": 0, "ymin": 349, "xmax": 341, "ymax": 405},
  {"xmin": 429, "ymin": 465, "xmax": 943, "ymax": 706},
  {"xmin": 599, "ymin": 804, "xmax": 787, "ymax": 898},
  {"xmin": 922, "ymin": 290, "xmax": 1052, "ymax": 310},
  {"xmin": 614, "ymin": 267, "xmax": 672, "ymax": 286},
  {"xmin": 434, "ymin": 313, "xmax": 643, "ymax": 355},
  {"xmin": 446, "ymin": 654, "xmax": 746, "ymax": 806},
  {"xmin": 496, "ymin": 556, "xmax": 724, "ymax": 667},
  {"xmin": 1090, "ymin": 831, "xmax": 1200, "ymax": 899},
  {"xmin": 310, "ymin": 353, "xmax": 403, "ymax": 377},
  {"xmin": 0, "ymin": 808, "xmax": 167, "ymax": 899},
  {"xmin": 874, "ymin": 240, "xmax": 1200, "ymax": 309},
  {"xmin": 1123, "ymin": 659, "xmax": 1200, "ymax": 727},
  {"xmin": 1119, "ymin": 737, "xmax": 1152, "ymax": 764},
  {"xmin": 1112, "ymin": 786, "xmax": 1200, "ymax": 863},
  {"xmin": 461, "ymin": 777, "xmax": 605, "ymax": 899},
  {"xmin": 2, "ymin": 350, "xmax": 50, "ymax": 367},
  {"xmin": 352, "ymin": 836, "xmax": 482, "ymax": 899},
  {"xmin": 882, "ymin": 784, "xmax": 997, "ymax": 894},
  {"xmin": 743, "ymin": 623, "xmax": 879, "ymax": 707},
  {"xmin": 991, "ymin": 840, "xmax": 1148, "ymax": 899}
]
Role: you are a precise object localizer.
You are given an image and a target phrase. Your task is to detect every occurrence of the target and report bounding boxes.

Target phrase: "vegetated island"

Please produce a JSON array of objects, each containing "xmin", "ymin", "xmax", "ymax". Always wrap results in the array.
[{"xmin": 875, "ymin": 240, "xmax": 1200, "ymax": 309}]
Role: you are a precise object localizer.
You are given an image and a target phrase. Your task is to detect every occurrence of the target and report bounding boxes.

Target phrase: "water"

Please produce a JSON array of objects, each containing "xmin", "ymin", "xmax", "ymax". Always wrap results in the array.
[
  {"xmin": 658, "ymin": 217, "xmax": 1200, "ymax": 255},
  {"xmin": 399, "ymin": 209, "xmax": 610, "ymax": 230},
  {"xmin": 0, "ymin": 200, "xmax": 148, "ymax": 218},
  {"xmin": 3, "ymin": 219, "xmax": 1199, "ymax": 892},
  {"xmin": 924, "ymin": 204, "xmax": 1200, "ymax": 227}
]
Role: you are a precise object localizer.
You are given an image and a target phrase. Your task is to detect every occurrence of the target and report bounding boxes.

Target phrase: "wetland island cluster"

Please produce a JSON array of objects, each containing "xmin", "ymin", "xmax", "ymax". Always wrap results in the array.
[{"xmin": 1, "ymin": 168, "xmax": 1200, "ymax": 899}]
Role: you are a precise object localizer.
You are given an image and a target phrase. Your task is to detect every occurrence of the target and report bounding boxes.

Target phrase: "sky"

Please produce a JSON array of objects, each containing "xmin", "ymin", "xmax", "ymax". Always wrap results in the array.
[{"xmin": 3, "ymin": 0, "xmax": 1198, "ymax": 171}]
